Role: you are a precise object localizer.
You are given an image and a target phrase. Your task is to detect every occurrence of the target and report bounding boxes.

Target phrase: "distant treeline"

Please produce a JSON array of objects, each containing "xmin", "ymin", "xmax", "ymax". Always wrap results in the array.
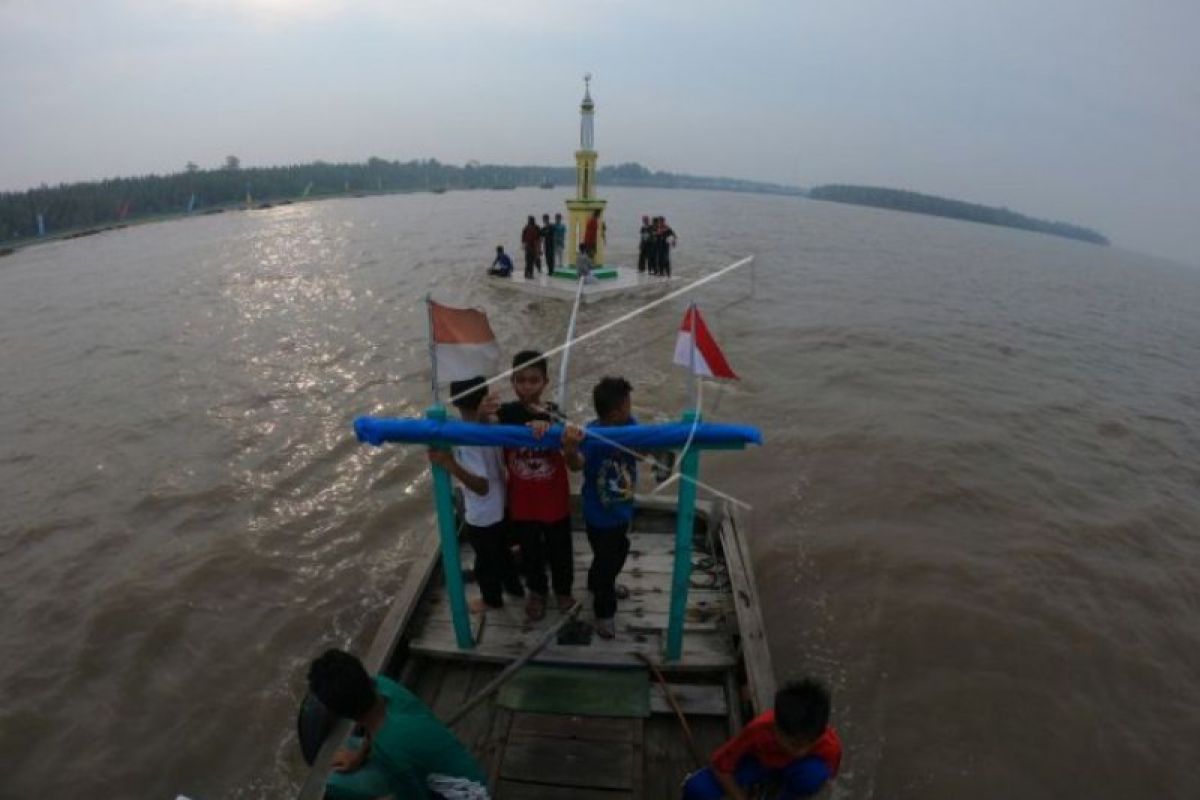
[
  {"xmin": 808, "ymin": 184, "xmax": 1109, "ymax": 245},
  {"xmin": 0, "ymin": 158, "xmax": 802, "ymax": 242}
]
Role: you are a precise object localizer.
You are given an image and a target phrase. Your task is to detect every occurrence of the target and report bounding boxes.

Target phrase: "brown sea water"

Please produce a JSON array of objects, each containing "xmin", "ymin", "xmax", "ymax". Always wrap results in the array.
[{"xmin": 1, "ymin": 188, "xmax": 1197, "ymax": 799}]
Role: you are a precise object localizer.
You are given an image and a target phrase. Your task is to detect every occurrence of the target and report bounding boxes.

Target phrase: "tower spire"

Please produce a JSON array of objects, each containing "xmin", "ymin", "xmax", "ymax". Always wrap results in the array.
[{"xmin": 580, "ymin": 72, "xmax": 595, "ymax": 150}]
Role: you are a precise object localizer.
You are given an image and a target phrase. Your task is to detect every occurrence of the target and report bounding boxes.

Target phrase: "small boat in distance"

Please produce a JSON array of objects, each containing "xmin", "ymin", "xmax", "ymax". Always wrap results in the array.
[
  {"xmin": 491, "ymin": 183, "xmax": 517, "ymax": 191},
  {"xmin": 539, "ymin": 176, "xmax": 555, "ymax": 189}
]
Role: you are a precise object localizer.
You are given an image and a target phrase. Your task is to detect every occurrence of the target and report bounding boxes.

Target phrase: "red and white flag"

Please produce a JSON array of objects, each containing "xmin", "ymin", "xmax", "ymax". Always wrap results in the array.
[
  {"xmin": 673, "ymin": 305, "xmax": 737, "ymax": 379},
  {"xmin": 429, "ymin": 300, "xmax": 500, "ymax": 382}
]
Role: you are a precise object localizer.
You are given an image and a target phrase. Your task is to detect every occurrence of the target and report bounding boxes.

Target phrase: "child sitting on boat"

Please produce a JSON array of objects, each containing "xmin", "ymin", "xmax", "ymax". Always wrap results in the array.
[
  {"xmin": 562, "ymin": 376, "xmax": 638, "ymax": 639},
  {"xmin": 681, "ymin": 678, "xmax": 842, "ymax": 800},
  {"xmin": 428, "ymin": 377, "xmax": 524, "ymax": 612},
  {"xmin": 308, "ymin": 649, "xmax": 491, "ymax": 800},
  {"xmin": 496, "ymin": 350, "xmax": 575, "ymax": 621}
]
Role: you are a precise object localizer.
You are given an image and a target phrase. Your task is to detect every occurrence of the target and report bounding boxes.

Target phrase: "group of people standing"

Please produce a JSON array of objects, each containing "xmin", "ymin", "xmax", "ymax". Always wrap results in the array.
[
  {"xmin": 638, "ymin": 215, "xmax": 678, "ymax": 277},
  {"xmin": 519, "ymin": 213, "xmax": 567, "ymax": 278}
]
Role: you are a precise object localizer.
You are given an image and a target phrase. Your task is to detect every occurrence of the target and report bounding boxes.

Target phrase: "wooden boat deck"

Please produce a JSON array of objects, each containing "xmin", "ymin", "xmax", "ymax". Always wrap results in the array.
[
  {"xmin": 407, "ymin": 530, "xmax": 739, "ymax": 670},
  {"xmin": 408, "ymin": 658, "xmax": 734, "ymax": 799},
  {"xmin": 298, "ymin": 497, "xmax": 774, "ymax": 800}
]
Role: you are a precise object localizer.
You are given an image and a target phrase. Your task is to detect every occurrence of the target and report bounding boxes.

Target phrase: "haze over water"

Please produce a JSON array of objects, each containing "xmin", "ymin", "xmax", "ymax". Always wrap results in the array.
[{"xmin": 1, "ymin": 188, "xmax": 1197, "ymax": 799}]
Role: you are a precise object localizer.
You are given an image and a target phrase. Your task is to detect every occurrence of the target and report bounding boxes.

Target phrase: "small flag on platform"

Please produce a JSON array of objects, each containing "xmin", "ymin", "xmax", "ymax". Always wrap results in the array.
[
  {"xmin": 673, "ymin": 304, "xmax": 737, "ymax": 379},
  {"xmin": 429, "ymin": 299, "xmax": 500, "ymax": 382}
]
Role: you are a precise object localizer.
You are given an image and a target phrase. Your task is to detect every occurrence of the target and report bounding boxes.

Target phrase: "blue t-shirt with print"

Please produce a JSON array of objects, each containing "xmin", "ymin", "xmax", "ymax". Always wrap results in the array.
[{"xmin": 581, "ymin": 417, "xmax": 638, "ymax": 529}]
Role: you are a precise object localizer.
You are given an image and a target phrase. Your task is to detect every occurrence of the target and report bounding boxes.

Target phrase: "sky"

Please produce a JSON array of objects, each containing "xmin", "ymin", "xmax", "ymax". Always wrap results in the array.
[{"xmin": 1, "ymin": 0, "xmax": 1197, "ymax": 265}]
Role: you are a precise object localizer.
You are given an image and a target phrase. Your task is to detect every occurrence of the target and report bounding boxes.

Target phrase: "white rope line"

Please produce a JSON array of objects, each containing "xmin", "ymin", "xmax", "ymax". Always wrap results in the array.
[
  {"xmin": 445, "ymin": 254, "xmax": 755, "ymax": 406},
  {"xmin": 536, "ymin": 401, "xmax": 753, "ymax": 511},
  {"xmin": 651, "ymin": 376, "xmax": 703, "ymax": 498},
  {"xmin": 554, "ymin": 274, "xmax": 586, "ymax": 410}
]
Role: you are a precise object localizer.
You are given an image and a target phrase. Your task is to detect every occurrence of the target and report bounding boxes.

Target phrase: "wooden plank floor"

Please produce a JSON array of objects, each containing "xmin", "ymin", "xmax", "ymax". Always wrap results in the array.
[
  {"xmin": 407, "ymin": 531, "xmax": 737, "ymax": 669},
  {"xmin": 409, "ymin": 657, "xmax": 729, "ymax": 799}
]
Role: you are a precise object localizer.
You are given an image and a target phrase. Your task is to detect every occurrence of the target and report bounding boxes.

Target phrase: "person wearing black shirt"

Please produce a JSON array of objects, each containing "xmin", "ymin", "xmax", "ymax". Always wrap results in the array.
[
  {"xmin": 541, "ymin": 214, "xmax": 556, "ymax": 273},
  {"xmin": 638, "ymin": 215, "xmax": 653, "ymax": 274}
]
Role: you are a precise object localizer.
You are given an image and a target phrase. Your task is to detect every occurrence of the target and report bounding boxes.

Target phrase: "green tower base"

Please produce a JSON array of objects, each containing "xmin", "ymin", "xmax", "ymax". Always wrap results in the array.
[{"xmin": 552, "ymin": 266, "xmax": 619, "ymax": 281}]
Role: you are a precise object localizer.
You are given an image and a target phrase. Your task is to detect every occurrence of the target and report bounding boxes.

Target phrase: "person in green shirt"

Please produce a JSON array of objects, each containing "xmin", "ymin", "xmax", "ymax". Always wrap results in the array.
[{"xmin": 308, "ymin": 649, "xmax": 490, "ymax": 800}]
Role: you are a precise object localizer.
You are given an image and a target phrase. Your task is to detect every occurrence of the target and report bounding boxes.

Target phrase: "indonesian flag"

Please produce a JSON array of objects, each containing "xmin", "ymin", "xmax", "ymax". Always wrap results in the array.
[
  {"xmin": 673, "ymin": 305, "xmax": 737, "ymax": 379},
  {"xmin": 429, "ymin": 300, "xmax": 500, "ymax": 382}
]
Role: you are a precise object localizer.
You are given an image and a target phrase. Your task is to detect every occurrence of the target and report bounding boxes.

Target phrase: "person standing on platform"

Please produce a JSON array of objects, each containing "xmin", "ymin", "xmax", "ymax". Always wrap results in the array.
[
  {"xmin": 567, "ymin": 376, "xmax": 639, "ymax": 639},
  {"xmin": 497, "ymin": 351, "xmax": 576, "ymax": 621},
  {"xmin": 656, "ymin": 217, "xmax": 678, "ymax": 278},
  {"xmin": 638, "ymin": 215, "xmax": 653, "ymax": 273},
  {"xmin": 583, "ymin": 209, "xmax": 601, "ymax": 256},
  {"xmin": 541, "ymin": 214, "xmax": 557, "ymax": 272},
  {"xmin": 427, "ymin": 377, "xmax": 524, "ymax": 611},
  {"xmin": 553, "ymin": 213, "xmax": 566, "ymax": 266},
  {"xmin": 521, "ymin": 216, "xmax": 541, "ymax": 278}
]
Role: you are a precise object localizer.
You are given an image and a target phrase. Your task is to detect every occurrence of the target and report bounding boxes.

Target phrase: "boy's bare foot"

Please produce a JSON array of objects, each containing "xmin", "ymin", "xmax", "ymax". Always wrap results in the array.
[
  {"xmin": 556, "ymin": 594, "xmax": 576, "ymax": 612},
  {"xmin": 525, "ymin": 593, "xmax": 546, "ymax": 621},
  {"xmin": 594, "ymin": 618, "xmax": 615, "ymax": 639},
  {"xmin": 469, "ymin": 597, "xmax": 493, "ymax": 614}
]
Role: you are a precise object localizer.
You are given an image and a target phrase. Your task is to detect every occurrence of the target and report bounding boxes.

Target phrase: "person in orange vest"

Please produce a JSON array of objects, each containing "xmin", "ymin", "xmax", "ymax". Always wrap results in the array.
[{"xmin": 681, "ymin": 679, "xmax": 842, "ymax": 799}]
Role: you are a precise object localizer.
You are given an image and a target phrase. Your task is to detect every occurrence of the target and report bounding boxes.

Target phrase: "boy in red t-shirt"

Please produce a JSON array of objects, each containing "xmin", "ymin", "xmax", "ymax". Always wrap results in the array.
[
  {"xmin": 682, "ymin": 679, "xmax": 841, "ymax": 800},
  {"xmin": 496, "ymin": 350, "xmax": 575, "ymax": 620}
]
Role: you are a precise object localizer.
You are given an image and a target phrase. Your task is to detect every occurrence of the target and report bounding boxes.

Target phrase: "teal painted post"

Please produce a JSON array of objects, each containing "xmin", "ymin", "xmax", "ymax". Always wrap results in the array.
[
  {"xmin": 427, "ymin": 405, "xmax": 473, "ymax": 649},
  {"xmin": 667, "ymin": 410, "xmax": 701, "ymax": 661}
]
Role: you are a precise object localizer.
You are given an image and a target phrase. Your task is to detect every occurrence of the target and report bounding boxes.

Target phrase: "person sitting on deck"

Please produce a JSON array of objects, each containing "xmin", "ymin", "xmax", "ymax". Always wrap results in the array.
[
  {"xmin": 308, "ymin": 649, "xmax": 491, "ymax": 800},
  {"xmin": 575, "ymin": 244, "xmax": 596, "ymax": 285},
  {"xmin": 496, "ymin": 351, "xmax": 576, "ymax": 621},
  {"xmin": 562, "ymin": 376, "xmax": 638, "ymax": 640},
  {"xmin": 428, "ymin": 377, "xmax": 524, "ymax": 612},
  {"xmin": 681, "ymin": 678, "xmax": 842, "ymax": 800},
  {"xmin": 488, "ymin": 246, "xmax": 513, "ymax": 277}
]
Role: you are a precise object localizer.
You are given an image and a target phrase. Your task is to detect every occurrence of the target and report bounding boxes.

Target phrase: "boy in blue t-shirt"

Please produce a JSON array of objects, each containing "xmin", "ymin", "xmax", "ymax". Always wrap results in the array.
[{"xmin": 563, "ymin": 376, "xmax": 637, "ymax": 639}]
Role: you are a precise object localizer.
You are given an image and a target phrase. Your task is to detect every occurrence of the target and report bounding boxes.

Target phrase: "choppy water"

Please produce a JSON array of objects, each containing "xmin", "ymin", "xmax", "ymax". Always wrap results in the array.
[{"xmin": 1, "ymin": 187, "xmax": 1197, "ymax": 799}]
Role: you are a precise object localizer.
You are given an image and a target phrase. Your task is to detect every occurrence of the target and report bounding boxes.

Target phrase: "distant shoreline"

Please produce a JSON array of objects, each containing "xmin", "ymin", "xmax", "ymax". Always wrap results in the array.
[
  {"xmin": 809, "ymin": 184, "xmax": 1109, "ymax": 246},
  {"xmin": 1, "ymin": 161, "xmax": 1108, "ymax": 256}
]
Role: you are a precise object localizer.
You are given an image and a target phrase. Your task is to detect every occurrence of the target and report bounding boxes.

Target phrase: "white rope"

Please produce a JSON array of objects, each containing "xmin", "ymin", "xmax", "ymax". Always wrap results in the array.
[
  {"xmin": 445, "ymin": 255, "xmax": 755, "ymax": 406},
  {"xmin": 538, "ymin": 401, "xmax": 752, "ymax": 511}
]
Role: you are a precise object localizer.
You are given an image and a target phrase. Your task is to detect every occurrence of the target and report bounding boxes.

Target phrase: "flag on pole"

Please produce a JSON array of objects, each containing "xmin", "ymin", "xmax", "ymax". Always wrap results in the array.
[
  {"xmin": 673, "ymin": 305, "xmax": 737, "ymax": 379},
  {"xmin": 428, "ymin": 300, "xmax": 501, "ymax": 382}
]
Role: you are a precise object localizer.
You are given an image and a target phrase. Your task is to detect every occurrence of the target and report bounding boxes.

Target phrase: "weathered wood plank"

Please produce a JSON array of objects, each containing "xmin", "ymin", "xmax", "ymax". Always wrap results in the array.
[
  {"xmin": 418, "ymin": 588, "xmax": 730, "ymax": 630},
  {"xmin": 482, "ymin": 704, "xmax": 513, "ymax": 791},
  {"xmin": 495, "ymin": 780, "xmax": 631, "ymax": 800},
  {"xmin": 500, "ymin": 734, "xmax": 634, "ymax": 790},
  {"xmin": 718, "ymin": 506, "xmax": 776, "ymax": 713},
  {"xmin": 649, "ymin": 683, "xmax": 728, "ymax": 717},
  {"xmin": 409, "ymin": 621, "xmax": 736, "ymax": 670},
  {"xmin": 508, "ymin": 712, "xmax": 637, "ymax": 744}
]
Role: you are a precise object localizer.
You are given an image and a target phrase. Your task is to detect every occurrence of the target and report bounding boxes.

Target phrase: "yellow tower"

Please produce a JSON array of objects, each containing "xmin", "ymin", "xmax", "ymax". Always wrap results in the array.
[{"xmin": 564, "ymin": 74, "xmax": 608, "ymax": 269}]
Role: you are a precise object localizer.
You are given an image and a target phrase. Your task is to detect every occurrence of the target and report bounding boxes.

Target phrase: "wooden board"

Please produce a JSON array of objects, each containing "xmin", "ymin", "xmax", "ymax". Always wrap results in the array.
[
  {"xmin": 649, "ymin": 683, "xmax": 729, "ymax": 717},
  {"xmin": 718, "ymin": 505, "xmax": 777, "ymax": 713},
  {"xmin": 408, "ymin": 620, "xmax": 736, "ymax": 670},
  {"xmin": 500, "ymin": 734, "xmax": 634, "ymax": 790},
  {"xmin": 495, "ymin": 780, "xmax": 631, "ymax": 800}
]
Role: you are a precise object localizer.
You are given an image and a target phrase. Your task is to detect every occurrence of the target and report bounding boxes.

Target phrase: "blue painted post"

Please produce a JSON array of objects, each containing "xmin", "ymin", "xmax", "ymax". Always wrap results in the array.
[
  {"xmin": 427, "ymin": 405, "xmax": 473, "ymax": 649},
  {"xmin": 666, "ymin": 410, "xmax": 701, "ymax": 661}
]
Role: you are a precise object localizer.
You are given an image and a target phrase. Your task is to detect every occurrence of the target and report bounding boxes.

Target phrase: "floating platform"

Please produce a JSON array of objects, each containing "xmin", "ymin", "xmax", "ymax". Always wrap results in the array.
[{"xmin": 486, "ymin": 266, "xmax": 673, "ymax": 304}]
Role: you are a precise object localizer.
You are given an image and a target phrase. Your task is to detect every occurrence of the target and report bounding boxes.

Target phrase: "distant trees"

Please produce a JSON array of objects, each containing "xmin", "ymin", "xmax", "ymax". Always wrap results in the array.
[
  {"xmin": 0, "ymin": 159, "xmax": 801, "ymax": 243},
  {"xmin": 808, "ymin": 184, "xmax": 1109, "ymax": 246}
]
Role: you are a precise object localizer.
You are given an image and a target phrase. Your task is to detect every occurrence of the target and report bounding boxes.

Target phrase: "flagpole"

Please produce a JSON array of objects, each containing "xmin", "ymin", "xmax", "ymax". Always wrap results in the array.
[
  {"xmin": 686, "ymin": 302, "xmax": 698, "ymax": 413},
  {"xmin": 423, "ymin": 294, "xmax": 472, "ymax": 649},
  {"xmin": 425, "ymin": 293, "xmax": 440, "ymax": 406}
]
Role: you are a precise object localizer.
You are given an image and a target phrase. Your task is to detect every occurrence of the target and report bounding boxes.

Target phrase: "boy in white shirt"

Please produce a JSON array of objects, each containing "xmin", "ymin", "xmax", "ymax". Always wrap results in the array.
[{"xmin": 428, "ymin": 377, "xmax": 523, "ymax": 611}]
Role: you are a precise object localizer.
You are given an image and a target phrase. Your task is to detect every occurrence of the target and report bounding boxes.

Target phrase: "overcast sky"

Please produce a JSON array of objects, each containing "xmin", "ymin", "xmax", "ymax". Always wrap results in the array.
[{"xmin": 2, "ymin": 0, "xmax": 1196, "ymax": 264}]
